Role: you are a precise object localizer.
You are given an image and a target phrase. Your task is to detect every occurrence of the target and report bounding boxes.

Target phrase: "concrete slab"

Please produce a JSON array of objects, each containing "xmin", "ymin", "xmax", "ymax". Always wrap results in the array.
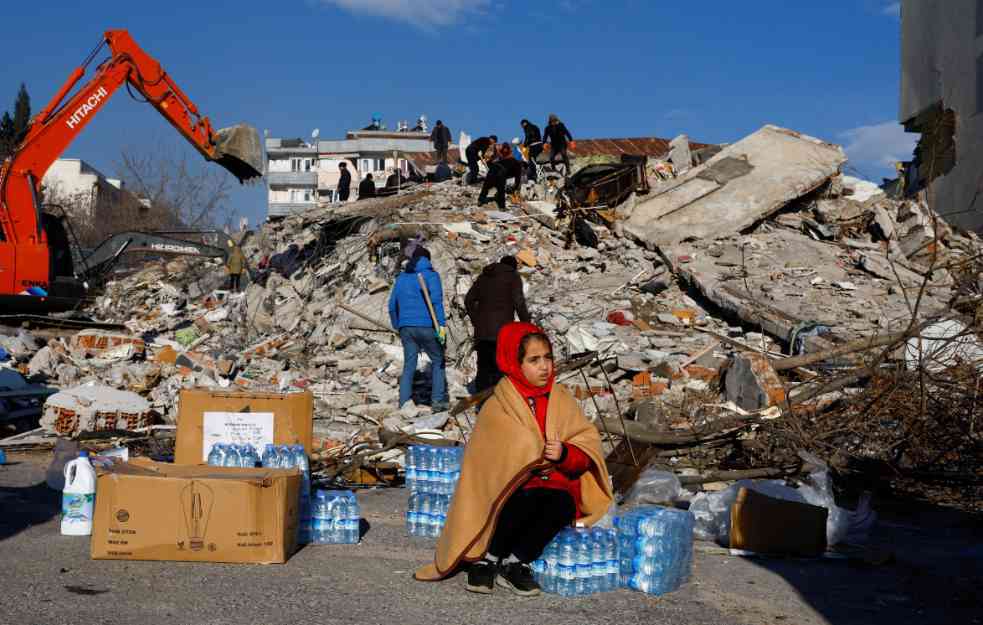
[{"xmin": 624, "ymin": 125, "xmax": 846, "ymax": 247}]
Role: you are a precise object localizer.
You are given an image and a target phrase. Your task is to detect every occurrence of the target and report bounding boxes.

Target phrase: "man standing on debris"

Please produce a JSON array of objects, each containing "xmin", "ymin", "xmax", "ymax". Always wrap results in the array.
[
  {"xmin": 543, "ymin": 114, "xmax": 574, "ymax": 175},
  {"xmin": 478, "ymin": 144, "xmax": 524, "ymax": 210},
  {"xmin": 414, "ymin": 322, "xmax": 612, "ymax": 596},
  {"xmin": 520, "ymin": 119, "xmax": 543, "ymax": 181},
  {"xmin": 465, "ymin": 134, "xmax": 498, "ymax": 184},
  {"xmin": 465, "ymin": 256, "xmax": 531, "ymax": 393},
  {"xmin": 337, "ymin": 162, "xmax": 352, "ymax": 202},
  {"xmin": 358, "ymin": 173, "xmax": 376, "ymax": 200},
  {"xmin": 430, "ymin": 120, "xmax": 452, "ymax": 163},
  {"xmin": 388, "ymin": 246, "xmax": 449, "ymax": 412},
  {"xmin": 225, "ymin": 240, "xmax": 246, "ymax": 292}
]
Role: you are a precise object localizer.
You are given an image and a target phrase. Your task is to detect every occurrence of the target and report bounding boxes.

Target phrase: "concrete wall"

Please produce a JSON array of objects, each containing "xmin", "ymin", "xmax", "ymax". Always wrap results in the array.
[{"xmin": 901, "ymin": 0, "xmax": 983, "ymax": 232}]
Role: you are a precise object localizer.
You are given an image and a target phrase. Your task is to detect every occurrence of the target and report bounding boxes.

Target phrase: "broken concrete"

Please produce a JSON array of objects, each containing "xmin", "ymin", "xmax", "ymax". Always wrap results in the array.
[
  {"xmin": 624, "ymin": 125, "xmax": 846, "ymax": 247},
  {"xmin": 40, "ymin": 382, "xmax": 152, "ymax": 437},
  {"xmin": 724, "ymin": 352, "xmax": 786, "ymax": 411}
]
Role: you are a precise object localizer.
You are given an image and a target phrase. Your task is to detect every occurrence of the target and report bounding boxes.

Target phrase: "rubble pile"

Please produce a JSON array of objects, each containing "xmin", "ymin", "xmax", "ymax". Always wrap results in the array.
[{"xmin": 3, "ymin": 124, "xmax": 980, "ymax": 503}]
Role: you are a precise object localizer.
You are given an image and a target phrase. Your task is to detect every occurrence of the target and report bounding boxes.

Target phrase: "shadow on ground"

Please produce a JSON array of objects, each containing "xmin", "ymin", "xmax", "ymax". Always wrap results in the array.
[
  {"xmin": 737, "ymin": 497, "xmax": 983, "ymax": 625},
  {"xmin": 0, "ymin": 478, "xmax": 60, "ymax": 542}
]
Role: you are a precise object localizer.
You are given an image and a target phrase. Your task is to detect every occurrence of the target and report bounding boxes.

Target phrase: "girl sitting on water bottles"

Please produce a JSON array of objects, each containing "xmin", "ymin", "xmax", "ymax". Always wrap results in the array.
[{"xmin": 414, "ymin": 322, "xmax": 613, "ymax": 596}]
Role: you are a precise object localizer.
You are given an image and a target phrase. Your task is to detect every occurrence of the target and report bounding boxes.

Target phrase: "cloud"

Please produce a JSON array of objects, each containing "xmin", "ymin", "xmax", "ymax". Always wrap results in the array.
[
  {"xmin": 881, "ymin": 2, "xmax": 900, "ymax": 19},
  {"xmin": 840, "ymin": 121, "xmax": 916, "ymax": 172},
  {"xmin": 317, "ymin": 0, "xmax": 490, "ymax": 28}
]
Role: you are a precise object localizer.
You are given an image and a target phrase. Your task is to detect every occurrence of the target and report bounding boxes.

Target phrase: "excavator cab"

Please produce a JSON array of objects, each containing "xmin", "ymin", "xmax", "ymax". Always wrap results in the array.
[{"xmin": 214, "ymin": 124, "xmax": 264, "ymax": 183}]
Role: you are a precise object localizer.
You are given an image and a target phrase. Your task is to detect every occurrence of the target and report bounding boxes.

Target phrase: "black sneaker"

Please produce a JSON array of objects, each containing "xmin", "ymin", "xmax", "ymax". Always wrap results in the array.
[
  {"xmin": 465, "ymin": 560, "xmax": 496, "ymax": 594},
  {"xmin": 496, "ymin": 562, "xmax": 542, "ymax": 596}
]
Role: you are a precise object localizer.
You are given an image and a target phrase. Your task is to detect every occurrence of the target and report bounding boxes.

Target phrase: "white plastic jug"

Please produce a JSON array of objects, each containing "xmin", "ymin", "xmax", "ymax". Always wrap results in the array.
[{"xmin": 61, "ymin": 451, "xmax": 96, "ymax": 536}]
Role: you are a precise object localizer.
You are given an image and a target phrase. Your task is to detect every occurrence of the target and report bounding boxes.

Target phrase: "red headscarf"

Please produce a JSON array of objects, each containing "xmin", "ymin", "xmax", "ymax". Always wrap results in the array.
[{"xmin": 495, "ymin": 322, "xmax": 554, "ymax": 399}]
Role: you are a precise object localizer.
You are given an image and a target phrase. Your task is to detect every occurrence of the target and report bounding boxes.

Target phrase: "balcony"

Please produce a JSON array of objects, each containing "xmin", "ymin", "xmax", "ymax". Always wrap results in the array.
[{"xmin": 266, "ymin": 171, "xmax": 317, "ymax": 187}]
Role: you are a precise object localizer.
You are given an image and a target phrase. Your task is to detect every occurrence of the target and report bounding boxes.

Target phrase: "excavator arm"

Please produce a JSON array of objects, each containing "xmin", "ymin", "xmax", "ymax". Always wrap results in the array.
[{"xmin": 0, "ymin": 30, "xmax": 261, "ymax": 312}]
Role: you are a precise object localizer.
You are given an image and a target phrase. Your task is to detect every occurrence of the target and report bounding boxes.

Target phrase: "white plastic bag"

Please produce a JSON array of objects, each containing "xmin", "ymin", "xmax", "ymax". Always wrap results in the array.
[{"xmin": 624, "ymin": 468, "xmax": 681, "ymax": 507}]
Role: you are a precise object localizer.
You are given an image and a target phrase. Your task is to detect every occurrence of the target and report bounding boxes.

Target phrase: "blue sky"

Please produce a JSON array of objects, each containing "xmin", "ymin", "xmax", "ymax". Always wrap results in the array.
[{"xmin": 0, "ymin": 0, "xmax": 913, "ymax": 226}]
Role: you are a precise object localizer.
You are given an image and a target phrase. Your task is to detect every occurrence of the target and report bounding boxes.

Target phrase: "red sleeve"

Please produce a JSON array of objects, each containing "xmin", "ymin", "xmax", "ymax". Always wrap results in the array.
[{"xmin": 556, "ymin": 443, "xmax": 591, "ymax": 478}]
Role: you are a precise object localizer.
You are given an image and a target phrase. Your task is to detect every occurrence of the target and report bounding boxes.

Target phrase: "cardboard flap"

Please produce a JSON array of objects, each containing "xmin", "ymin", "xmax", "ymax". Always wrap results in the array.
[
  {"xmin": 113, "ymin": 457, "xmax": 300, "ymax": 485},
  {"xmin": 175, "ymin": 389, "xmax": 313, "ymax": 465}
]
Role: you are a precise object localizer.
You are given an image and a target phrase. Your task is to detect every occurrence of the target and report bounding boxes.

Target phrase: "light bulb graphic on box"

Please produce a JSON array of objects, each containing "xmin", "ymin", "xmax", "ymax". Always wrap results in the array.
[{"xmin": 180, "ymin": 480, "xmax": 214, "ymax": 551}]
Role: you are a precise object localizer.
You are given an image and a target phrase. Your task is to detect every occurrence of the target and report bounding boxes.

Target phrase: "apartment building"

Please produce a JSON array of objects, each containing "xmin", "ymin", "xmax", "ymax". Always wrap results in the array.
[
  {"xmin": 901, "ymin": 0, "xmax": 983, "ymax": 231},
  {"xmin": 41, "ymin": 158, "xmax": 131, "ymax": 220}
]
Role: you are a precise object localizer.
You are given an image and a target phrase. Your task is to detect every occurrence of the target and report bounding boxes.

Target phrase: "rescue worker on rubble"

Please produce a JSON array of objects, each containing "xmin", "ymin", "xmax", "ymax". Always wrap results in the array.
[
  {"xmin": 478, "ymin": 144, "xmax": 524, "ymax": 210},
  {"xmin": 520, "ymin": 119, "xmax": 543, "ymax": 181},
  {"xmin": 337, "ymin": 161, "xmax": 352, "ymax": 202},
  {"xmin": 413, "ymin": 322, "xmax": 613, "ymax": 597},
  {"xmin": 388, "ymin": 245, "xmax": 449, "ymax": 413},
  {"xmin": 225, "ymin": 240, "xmax": 246, "ymax": 292},
  {"xmin": 543, "ymin": 114, "xmax": 574, "ymax": 175},
  {"xmin": 430, "ymin": 120, "xmax": 452, "ymax": 163},
  {"xmin": 358, "ymin": 173, "xmax": 376, "ymax": 200},
  {"xmin": 465, "ymin": 255, "xmax": 531, "ymax": 393},
  {"xmin": 465, "ymin": 134, "xmax": 498, "ymax": 184}
]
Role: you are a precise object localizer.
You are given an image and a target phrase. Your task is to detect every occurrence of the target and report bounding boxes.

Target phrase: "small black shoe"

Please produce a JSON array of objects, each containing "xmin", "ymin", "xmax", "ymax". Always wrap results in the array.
[
  {"xmin": 496, "ymin": 562, "xmax": 541, "ymax": 596},
  {"xmin": 465, "ymin": 560, "xmax": 496, "ymax": 594}
]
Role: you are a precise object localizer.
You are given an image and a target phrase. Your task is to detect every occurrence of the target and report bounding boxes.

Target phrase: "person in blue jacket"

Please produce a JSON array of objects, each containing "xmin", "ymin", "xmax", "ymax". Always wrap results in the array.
[{"xmin": 388, "ymin": 246, "xmax": 449, "ymax": 411}]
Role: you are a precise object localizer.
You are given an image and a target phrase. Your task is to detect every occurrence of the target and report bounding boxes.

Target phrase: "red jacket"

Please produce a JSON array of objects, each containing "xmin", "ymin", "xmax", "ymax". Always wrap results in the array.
[{"xmin": 520, "ymin": 394, "xmax": 592, "ymax": 516}]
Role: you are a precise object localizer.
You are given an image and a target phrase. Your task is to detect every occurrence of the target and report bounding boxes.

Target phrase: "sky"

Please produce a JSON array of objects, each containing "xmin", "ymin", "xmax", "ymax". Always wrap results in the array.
[{"xmin": 0, "ymin": 0, "xmax": 914, "ymax": 227}]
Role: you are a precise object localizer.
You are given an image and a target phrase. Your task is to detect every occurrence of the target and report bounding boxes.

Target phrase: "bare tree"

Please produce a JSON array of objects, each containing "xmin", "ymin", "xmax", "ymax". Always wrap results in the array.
[{"xmin": 116, "ymin": 139, "xmax": 235, "ymax": 230}]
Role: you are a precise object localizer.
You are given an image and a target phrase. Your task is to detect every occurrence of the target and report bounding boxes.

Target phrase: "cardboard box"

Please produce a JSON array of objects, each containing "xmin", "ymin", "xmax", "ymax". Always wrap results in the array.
[
  {"xmin": 91, "ymin": 458, "xmax": 299, "ymax": 564},
  {"xmin": 175, "ymin": 389, "xmax": 313, "ymax": 465},
  {"xmin": 729, "ymin": 487, "xmax": 828, "ymax": 557}
]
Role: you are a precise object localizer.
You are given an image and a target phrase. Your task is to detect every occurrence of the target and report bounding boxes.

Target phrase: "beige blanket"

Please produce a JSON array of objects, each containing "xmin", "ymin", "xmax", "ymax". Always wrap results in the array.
[{"xmin": 415, "ymin": 379, "xmax": 612, "ymax": 580}]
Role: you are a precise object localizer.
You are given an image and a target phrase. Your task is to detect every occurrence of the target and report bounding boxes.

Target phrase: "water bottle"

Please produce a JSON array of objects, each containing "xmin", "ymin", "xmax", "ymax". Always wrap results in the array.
[
  {"xmin": 405, "ymin": 447, "xmax": 418, "ymax": 489},
  {"xmin": 557, "ymin": 531, "xmax": 576, "ymax": 596},
  {"xmin": 406, "ymin": 493, "xmax": 420, "ymax": 535},
  {"xmin": 574, "ymin": 531, "xmax": 592, "ymax": 595},
  {"xmin": 242, "ymin": 444, "xmax": 259, "ymax": 467},
  {"xmin": 278, "ymin": 445, "xmax": 293, "ymax": 468},
  {"xmin": 312, "ymin": 490, "xmax": 327, "ymax": 544},
  {"xmin": 61, "ymin": 451, "xmax": 96, "ymax": 536},
  {"xmin": 221, "ymin": 444, "xmax": 238, "ymax": 467},
  {"xmin": 261, "ymin": 443, "xmax": 277, "ymax": 468},
  {"xmin": 347, "ymin": 493, "xmax": 360, "ymax": 543},
  {"xmin": 590, "ymin": 529, "xmax": 606, "ymax": 593},
  {"xmin": 207, "ymin": 443, "xmax": 223, "ymax": 466},
  {"xmin": 605, "ymin": 531, "xmax": 619, "ymax": 591}
]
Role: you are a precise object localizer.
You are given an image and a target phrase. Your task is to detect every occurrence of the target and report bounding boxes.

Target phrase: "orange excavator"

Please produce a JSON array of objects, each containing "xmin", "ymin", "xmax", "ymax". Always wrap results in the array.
[{"xmin": 0, "ymin": 30, "xmax": 263, "ymax": 313}]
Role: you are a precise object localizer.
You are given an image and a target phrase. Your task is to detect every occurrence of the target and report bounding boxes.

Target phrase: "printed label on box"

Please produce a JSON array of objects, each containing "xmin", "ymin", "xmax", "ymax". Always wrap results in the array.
[{"xmin": 202, "ymin": 412, "xmax": 275, "ymax": 461}]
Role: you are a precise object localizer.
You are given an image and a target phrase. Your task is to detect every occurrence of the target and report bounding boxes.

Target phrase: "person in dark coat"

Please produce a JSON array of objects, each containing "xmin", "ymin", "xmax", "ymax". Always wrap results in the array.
[
  {"xmin": 478, "ymin": 144, "xmax": 524, "ymax": 210},
  {"xmin": 358, "ymin": 173, "xmax": 376, "ymax": 200},
  {"xmin": 464, "ymin": 255, "xmax": 531, "ymax": 392},
  {"xmin": 465, "ymin": 135, "xmax": 498, "ymax": 184},
  {"xmin": 337, "ymin": 162, "xmax": 352, "ymax": 201},
  {"xmin": 430, "ymin": 120, "xmax": 452, "ymax": 163},
  {"xmin": 520, "ymin": 119, "xmax": 543, "ymax": 182},
  {"xmin": 543, "ymin": 114, "xmax": 573, "ymax": 174}
]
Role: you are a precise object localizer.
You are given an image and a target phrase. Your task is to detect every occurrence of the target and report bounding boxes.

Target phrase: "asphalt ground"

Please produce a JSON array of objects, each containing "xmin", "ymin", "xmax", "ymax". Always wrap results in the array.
[{"xmin": 1, "ymin": 452, "xmax": 980, "ymax": 625}]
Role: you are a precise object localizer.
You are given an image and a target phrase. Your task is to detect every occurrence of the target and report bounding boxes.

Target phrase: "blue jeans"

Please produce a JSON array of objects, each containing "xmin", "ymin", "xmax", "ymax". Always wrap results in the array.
[{"xmin": 398, "ymin": 326, "xmax": 447, "ymax": 407}]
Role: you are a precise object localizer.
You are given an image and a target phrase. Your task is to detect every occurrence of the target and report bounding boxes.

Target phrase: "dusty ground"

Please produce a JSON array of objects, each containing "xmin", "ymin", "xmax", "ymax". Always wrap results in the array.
[{"xmin": 1, "ymin": 452, "xmax": 980, "ymax": 625}]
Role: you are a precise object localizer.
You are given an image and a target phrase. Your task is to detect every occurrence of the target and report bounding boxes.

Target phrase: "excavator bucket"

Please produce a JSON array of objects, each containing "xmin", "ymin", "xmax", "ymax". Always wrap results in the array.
[{"xmin": 214, "ymin": 124, "xmax": 264, "ymax": 183}]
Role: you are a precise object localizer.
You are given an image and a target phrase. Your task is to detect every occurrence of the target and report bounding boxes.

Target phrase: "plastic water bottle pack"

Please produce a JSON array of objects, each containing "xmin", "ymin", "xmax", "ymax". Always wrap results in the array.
[
  {"xmin": 405, "ymin": 445, "xmax": 463, "ymax": 495},
  {"xmin": 311, "ymin": 490, "xmax": 361, "ymax": 544},
  {"xmin": 531, "ymin": 527, "xmax": 618, "ymax": 596},
  {"xmin": 405, "ymin": 492, "xmax": 452, "ymax": 538},
  {"xmin": 614, "ymin": 506, "xmax": 694, "ymax": 596},
  {"xmin": 207, "ymin": 443, "xmax": 261, "ymax": 468}
]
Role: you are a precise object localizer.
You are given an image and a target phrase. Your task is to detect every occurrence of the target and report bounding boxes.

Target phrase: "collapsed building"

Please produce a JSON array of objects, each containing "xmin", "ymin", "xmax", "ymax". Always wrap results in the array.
[{"xmin": 2, "ymin": 122, "xmax": 981, "ymax": 509}]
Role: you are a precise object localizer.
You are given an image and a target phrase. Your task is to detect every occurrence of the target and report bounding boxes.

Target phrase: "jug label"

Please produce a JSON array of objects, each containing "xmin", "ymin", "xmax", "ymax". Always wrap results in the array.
[{"xmin": 62, "ymin": 493, "xmax": 94, "ymax": 523}]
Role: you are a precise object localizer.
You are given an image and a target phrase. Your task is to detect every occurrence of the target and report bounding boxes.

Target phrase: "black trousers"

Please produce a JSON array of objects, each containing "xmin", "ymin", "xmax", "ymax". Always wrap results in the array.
[
  {"xmin": 474, "ymin": 339, "xmax": 501, "ymax": 393},
  {"xmin": 466, "ymin": 145, "xmax": 480, "ymax": 183},
  {"xmin": 228, "ymin": 273, "xmax": 241, "ymax": 292},
  {"xmin": 435, "ymin": 146, "xmax": 449, "ymax": 163},
  {"xmin": 488, "ymin": 488, "xmax": 576, "ymax": 563},
  {"xmin": 527, "ymin": 145, "xmax": 543, "ymax": 182},
  {"xmin": 478, "ymin": 174, "xmax": 507, "ymax": 209},
  {"xmin": 338, "ymin": 187, "xmax": 350, "ymax": 201},
  {"xmin": 549, "ymin": 146, "xmax": 570, "ymax": 173}
]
